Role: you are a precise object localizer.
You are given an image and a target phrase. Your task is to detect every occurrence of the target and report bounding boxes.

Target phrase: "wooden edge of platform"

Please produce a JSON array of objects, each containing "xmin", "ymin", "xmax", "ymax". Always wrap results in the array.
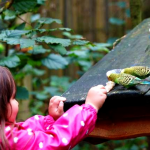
[{"xmin": 88, "ymin": 105, "xmax": 150, "ymax": 144}]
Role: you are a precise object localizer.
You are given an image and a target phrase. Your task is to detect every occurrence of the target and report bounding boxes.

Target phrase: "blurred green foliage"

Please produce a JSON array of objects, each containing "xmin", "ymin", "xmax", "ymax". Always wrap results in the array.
[
  {"xmin": 0, "ymin": 0, "xmax": 110, "ymax": 114},
  {"xmin": 73, "ymin": 137, "xmax": 148, "ymax": 150}
]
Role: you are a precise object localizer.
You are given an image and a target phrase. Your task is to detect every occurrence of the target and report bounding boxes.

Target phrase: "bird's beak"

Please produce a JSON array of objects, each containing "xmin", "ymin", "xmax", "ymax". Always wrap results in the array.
[{"xmin": 121, "ymin": 69, "xmax": 124, "ymax": 73}]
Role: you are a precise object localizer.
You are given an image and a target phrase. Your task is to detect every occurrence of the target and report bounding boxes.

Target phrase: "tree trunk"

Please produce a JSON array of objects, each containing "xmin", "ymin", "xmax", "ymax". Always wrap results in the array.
[
  {"xmin": 129, "ymin": 0, "xmax": 142, "ymax": 28},
  {"xmin": 17, "ymin": 75, "xmax": 32, "ymax": 121}
]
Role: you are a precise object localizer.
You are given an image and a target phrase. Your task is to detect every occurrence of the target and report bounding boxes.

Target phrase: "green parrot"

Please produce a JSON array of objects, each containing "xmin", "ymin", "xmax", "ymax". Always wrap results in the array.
[
  {"xmin": 121, "ymin": 66, "xmax": 150, "ymax": 79},
  {"xmin": 106, "ymin": 70, "xmax": 150, "ymax": 88}
]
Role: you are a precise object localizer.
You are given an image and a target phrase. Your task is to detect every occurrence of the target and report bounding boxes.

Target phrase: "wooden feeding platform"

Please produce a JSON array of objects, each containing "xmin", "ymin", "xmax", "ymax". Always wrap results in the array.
[{"xmin": 62, "ymin": 18, "xmax": 150, "ymax": 144}]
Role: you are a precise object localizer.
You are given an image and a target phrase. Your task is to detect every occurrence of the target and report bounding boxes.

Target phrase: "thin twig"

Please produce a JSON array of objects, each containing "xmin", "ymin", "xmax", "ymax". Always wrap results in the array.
[{"xmin": 17, "ymin": 15, "xmax": 32, "ymax": 27}]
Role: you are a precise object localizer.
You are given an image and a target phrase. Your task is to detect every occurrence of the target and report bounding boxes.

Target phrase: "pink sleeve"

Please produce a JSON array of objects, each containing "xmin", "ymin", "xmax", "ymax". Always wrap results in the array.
[
  {"xmin": 7, "ymin": 104, "xmax": 97, "ymax": 150},
  {"xmin": 49, "ymin": 104, "xmax": 97, "ymax": 149},
  {"xmin": 18, "ymin": 115, "xmax": 55, "ymax": 132}
]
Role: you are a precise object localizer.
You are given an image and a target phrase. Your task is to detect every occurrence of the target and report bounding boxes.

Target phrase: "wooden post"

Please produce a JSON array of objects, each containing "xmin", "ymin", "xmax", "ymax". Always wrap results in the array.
[
  {"xmin": 129, "ymin": 0, "xmax": 142, "ymax": 27},
  {"xmin": 17, "ymin": 75, "xmax": 32, "ymax": 121}
]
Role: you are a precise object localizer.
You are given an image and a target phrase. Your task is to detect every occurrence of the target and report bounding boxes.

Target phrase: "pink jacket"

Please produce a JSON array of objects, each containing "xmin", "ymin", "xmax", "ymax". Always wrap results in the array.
[{"xmin": 5, "ymin": 104, "xmax": 97, "ymax": 150}]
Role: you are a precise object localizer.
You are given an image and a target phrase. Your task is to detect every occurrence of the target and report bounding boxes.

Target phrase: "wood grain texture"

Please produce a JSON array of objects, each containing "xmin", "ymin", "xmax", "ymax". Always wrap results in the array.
[{"xmin": 90, "ymin": 106, "xmax": 150, "ymax": 140}]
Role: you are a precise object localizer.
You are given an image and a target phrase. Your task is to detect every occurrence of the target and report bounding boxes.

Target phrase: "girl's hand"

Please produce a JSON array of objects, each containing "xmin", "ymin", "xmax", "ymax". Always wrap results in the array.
[
  {"xmin": 48, "ymin": 96, "xmax": 66, "ymax": 120},
  {"xmin": 85, "ymin": 85, "xmax": 107, "ymax": 112}
]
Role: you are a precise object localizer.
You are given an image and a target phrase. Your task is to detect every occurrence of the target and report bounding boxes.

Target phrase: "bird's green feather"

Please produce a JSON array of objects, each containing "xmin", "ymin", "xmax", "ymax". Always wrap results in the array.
[
  {"xmin": 122, "ymin": 66, "xmax": 150, "ymax": 79},
  {"xmin": 107, "ymin": 72, "xmax": 150, "ymax": 88}
]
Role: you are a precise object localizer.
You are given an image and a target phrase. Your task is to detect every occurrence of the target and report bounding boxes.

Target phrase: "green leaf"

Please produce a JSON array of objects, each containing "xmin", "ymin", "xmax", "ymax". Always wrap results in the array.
[
  {"xmin": 23, "ymin": 64, "xmax": 45, "ymax": 76},
  {"xmin": 67, "ymin": 50, "xmax": 87, "ymax": 57},
  {"xmin": 44, "ymin": 87, "xmax": 60, "ymax": 96},
  {"xmin": 49, "ymin": 44, "xmax": 67, "ymax": 55},
  {"xmin": 63, "ymin": 32, "xmax": 83, "ymax": 39},
  {"xmin": 37, "ymin": 17, "xmax": 62, "ymax": 25},
  {"xmin": 59, "ymin": 28, "xmax": 72, "ymax": 31},
  {"xmin": 109, "ymin": 17, "xmax": 125, "ymax": 25},
  {"xmin": 14, "ymin": 72, "xmax": 25, "ymax": 80},
  {"xmin": 107, "ymin": 37, "xmax": 118, "ymax": 44},
  {"xmin": 95, "ymin": 43, "xmax": 112, "ymax": 47},
  {"xmin": 116, "ymin": 2, "xmax": 126, "ymax": 8},
  {"xmin": 36, "ymin": 93, "xmax": 48, "ymax": 100},
  {"xmin": 28, "ymin": 45, "xmax": 50, "ymax": 54},
  {"xmin": 27, "ymin": 59, "xmax": 41, "ymax": 67},
  {"xmin": 63, "ymin": 32, "xmax": 72, "ymax": 38},
  {"xmin": 16, "ymin": 86, "xmax": 29, "ymax": 100},
  {"xmin": 16, "ymin": 53, "xmax": 28, "ymax": 63},
  {"xmin": 36, "ymin": 29, "xmax": 48, "ymax": 33},
  {"xmin": 35, "ymin": 17, "xmax": 62, "ymax": 28},
  {"xmin": 37, "ymin": 28, "xmax": 72, "ymax": 33},
  {"xmin": 0, "ymin": 55, "xmax": 20, "ymax": 68},
  {"xmin": 13, "ymin": 0, "xmax": 37, "ymax": 13},
  {"xmin": 15, "ymin": 23, "xmax": 26, "ymax": 30},
  {"xmin": 3, "ymin": 38, "xmax": 35, "ymax": 48},
  {"xmin": 31, "ymin": 14, "xmax": 40, "ymax": 22},
  {"xmin": 3, "ymin": 9, "xmax": 16, "ymax": 20},
  {"xmin": 0, "ymin": 19, "xmax": 7, "ymax": 31},
  {"xmin": 89, "ymin": 43, "xmax": 111, "ymax": 52},
  {"xmin": 37, "ymin": 0, "xmax": 46, "ymax": 4},
  {"xmin": 42, "ymin": 54, "xmax": 68, "ymax": 69},
  {"xmin": 30, "ymin": 91, "xmax": 49, "ymax": 100},
  {"xmin": 32, "ymin": 68, "xmax": 45, "ymax": 76},
  {"xmin": 0, "ymin": 43, "xmax": 5, "ymax": 53},
  {"xmin": 36, "ymin": 36, "xmax": 71, "ymax": 47},
  {"xmin": 78, "ymin": 60, "xmax": 92, "ymax": 69},
  {"xmin": 0, "ymin": 30, "xmax": 29, "ymax": 38},
  {"xmin": 0, "ymin": 31, "xmax": 7, "ymax": 40},
  {"xmin": 72, "ymin": 40, "xmax": 89, "ymax": 45},
  {"xmin": 126, "ymin": 9, "xmax": 130, "ymax": 18},
  {"xmin": 50, "ymin": 75, "xmax": 71, "ymax": 90}
]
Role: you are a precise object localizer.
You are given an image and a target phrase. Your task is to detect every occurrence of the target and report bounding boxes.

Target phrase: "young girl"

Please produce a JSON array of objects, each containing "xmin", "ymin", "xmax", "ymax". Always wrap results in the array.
[{"xmin": 0, "ymin": 66, "xmax": 107, "ymax": 150}]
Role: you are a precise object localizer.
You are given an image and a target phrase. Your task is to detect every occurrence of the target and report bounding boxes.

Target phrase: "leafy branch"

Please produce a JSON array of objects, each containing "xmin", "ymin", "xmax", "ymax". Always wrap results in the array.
[{"xmin": 0, "ymin": 0, "xmax": 111, "ymax": 112}]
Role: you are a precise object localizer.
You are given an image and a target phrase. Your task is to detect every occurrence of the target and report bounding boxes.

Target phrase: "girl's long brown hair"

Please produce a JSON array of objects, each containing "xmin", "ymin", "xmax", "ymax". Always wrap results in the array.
[{"xmin": 0, "ymin": 66, "xmax": 16, "ymax": 150}]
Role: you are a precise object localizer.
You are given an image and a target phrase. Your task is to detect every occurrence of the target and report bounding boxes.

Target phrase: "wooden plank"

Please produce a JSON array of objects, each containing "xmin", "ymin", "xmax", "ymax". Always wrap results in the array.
[
  {"xmin": 95, "ymin": 0, "xmax": 107, "ymax": 42},
  {"xmin": 90, "ymin": 106, "xmax": 150, "ymax": 140}
]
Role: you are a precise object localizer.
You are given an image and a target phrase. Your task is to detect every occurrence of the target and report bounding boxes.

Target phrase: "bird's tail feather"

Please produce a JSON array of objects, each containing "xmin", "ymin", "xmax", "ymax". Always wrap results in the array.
[{"xmin": 140, "ymin": 81, "xmax": 150, "ymax": 85}]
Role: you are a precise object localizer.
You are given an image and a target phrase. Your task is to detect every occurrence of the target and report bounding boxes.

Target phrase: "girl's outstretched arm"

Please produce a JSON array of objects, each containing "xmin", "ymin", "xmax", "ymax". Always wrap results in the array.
[
  {"xmin": 5, "ymin": 85, "xmax": 106, "ymax": 149},
  {"xmin": 5, "ymin": 104, "xmax": 97, "ymax": 150}
]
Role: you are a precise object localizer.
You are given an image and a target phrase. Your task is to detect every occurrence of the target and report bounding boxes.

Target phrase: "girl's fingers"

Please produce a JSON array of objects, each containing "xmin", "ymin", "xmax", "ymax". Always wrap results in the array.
[
  {"xmin": 50, "ymin": 96, "xmax": 66, "ymax": 103},
  {"xmin": 96, "ymin": 85, "xmax": 105, "ymax": 89},
  {"xmin": 53, "ymin": 98, "xmax": 65, "ymax": 109},
  {"xmin": 59, "ymin": 97, "xmax": 66, "ymax": 101},
  {"xmin": 49, "ymin": 96, "xmax": 66, "ymax": 118},
  {"xmin": 50, "ymin": 96, "xmax": 66, "ymax": 107},
  {"xmin": 50, "ymin": 96, "xmax": 59, "ymax": 102},
  {"xmin": 100, "ymin": 89, "xmax": 107, "ymax": 94},
  {"xmin": 57, "ymin": 101, "xmax": 64, "ymax": 114},
  {"xmin": 95, "ymin": 85, "xmax": 107, "ymax": 93},
  {"xmin": 50, "ymin": 99, "xmax": 59, "ymax": 109},
  {"xmin": 49, "ymin": 101, "xmax": 64, "ymax": 120}
]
